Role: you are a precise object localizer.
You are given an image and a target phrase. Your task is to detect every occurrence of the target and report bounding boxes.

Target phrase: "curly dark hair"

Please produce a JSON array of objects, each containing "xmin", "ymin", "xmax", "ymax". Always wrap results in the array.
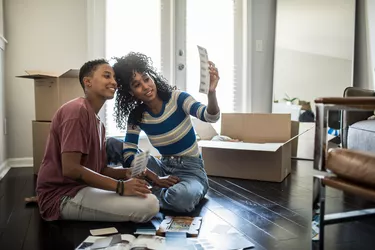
[{"xmin": 112, "ymin": 52, "xmax": 176, "ymax": 130}]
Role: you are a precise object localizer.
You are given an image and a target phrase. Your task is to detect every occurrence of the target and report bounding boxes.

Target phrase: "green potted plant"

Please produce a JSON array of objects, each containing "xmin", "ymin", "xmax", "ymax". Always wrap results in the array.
[{"xmin": 283, "ymin": 93, "xmax": 299, "ymax": 105}]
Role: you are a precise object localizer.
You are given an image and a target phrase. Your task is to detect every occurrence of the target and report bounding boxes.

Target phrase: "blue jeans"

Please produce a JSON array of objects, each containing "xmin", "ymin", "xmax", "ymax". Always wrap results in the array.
[
  {"xmin": 147, "ymin": 156, "xmax": 209, "ymax": 213},
  {"xmin": 105, "ymin": 137, "xmax": 209, "ymax": 212}
]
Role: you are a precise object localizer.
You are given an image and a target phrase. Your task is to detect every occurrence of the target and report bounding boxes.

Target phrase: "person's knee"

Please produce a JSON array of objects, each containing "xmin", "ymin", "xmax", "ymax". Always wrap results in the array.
[
  {"xmin": 165, "ymin": 185, "xmax": 202, "ymax": 213},
  {"xmin": 133, "ymin": 194, "xmax": 160, "ymax": 223},
  {"xmin": 145, "ymin": 194, "xmax": 160, "ymax": 216}
]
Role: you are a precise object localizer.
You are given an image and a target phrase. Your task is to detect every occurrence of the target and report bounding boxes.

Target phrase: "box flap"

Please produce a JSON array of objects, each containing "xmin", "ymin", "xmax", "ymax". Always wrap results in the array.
[
  {"xmin": 198, "ymin": 140, "xmax": 283, "ymax": 152},
  {"xmin": 17, "ymin": 69, "xmax": 79, "ymax": 79},
  {"xmin": 59, "ymin": 69, "xmax": 79, "ymax": 78},
  {"xmin": 285, "ymin": 122, "xmax": 315, "ymax": 144},
  {"xmin": 17, "ymin": 70, "xmax": 59, "ymax": 79},
  {"xmin": 221, "ymin": 113, "xmax": 291, "ymax": 143},
  {"xmin": 192, "ymin": 117, "xmax": 218, "ymax": 140}
]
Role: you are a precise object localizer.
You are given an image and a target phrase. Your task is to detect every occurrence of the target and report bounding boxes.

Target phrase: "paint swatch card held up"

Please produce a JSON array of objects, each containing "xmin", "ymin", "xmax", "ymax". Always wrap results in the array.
[
  {"xmin": 131, "ymin": 151, "xmax": 150, "ymax": 178},
  {"xmin": 197, "ymin": 45, "xmax": 210, "ymax": 94}
]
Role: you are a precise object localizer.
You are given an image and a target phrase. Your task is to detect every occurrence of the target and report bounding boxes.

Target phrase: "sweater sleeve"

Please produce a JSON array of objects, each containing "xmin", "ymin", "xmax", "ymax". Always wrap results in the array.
[
  {"xmin": 122, "ymin": 122, "xmax": 141, "ymax": 166},
  {"xmin": 176, "ymin": 90, "xmax": 220, "ymax": 123}
]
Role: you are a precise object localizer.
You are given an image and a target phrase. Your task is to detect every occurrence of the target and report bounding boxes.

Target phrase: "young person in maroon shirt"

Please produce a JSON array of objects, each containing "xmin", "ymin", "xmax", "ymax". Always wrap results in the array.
[{"xmin": 36, "ymin": 59, "xmax": 159, "ymax": 222}]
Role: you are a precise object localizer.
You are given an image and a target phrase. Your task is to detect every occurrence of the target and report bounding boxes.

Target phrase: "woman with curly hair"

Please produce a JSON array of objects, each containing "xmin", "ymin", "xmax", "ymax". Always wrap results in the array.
[{"xmin": 111, "ymin": 52, "xmax": 221, "ymax": 213}]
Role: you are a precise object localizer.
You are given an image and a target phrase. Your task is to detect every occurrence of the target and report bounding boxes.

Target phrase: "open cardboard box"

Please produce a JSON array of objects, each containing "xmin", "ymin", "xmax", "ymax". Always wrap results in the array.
[
  {"xmin": 17, "ymin": 69, "xmax": 83, "ymax": 121},
  {"xmin": 197, "ymin": 113, "xmax": 302, "ymax": 182},
  {"xmin": 32, "ymin": 121, "xmax": 51, "ymax": 174}
]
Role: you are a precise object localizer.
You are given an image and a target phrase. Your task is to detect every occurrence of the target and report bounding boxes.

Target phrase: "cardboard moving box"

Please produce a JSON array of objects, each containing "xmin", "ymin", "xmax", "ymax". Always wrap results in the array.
[
  {"xmin": 198, "ymin": 113, "xmax": 301, "ymax": 182},
  {"xmin": 32, "ymin": 121, "xmax": 51, "ymax": 175},
  {"xmin": 18, "ymin": 69, "xmax": 83, "ymax": 121}
]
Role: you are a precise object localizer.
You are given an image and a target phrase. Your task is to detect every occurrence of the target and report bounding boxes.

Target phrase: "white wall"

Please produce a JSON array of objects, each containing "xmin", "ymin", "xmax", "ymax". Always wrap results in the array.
[
  {"xmin": 0, "ymin": 46, "xmax": 5, "ymax": 162},
  {"xmin": 250, "ymin": 0, "xmax": 276, "ymax": 113},
  {"xmin": 0, "ymin": 0, "xmax": 6, "ymax": 168},
  {"xmin": 0, "ymin": 48, "xmax": 5, "ymax": 168},
  {"xmin": 276, "ymin": 0, "xmax": 355, "ymax": 61},
  {"xmin": 272, "ymin": 0, "xmax": 356, "ymax": 107},
  {"xmin": 365, "ymin": 0, "xmax": 375, "ymax": 89},
  {"xmin": 4, "ymin": 0, "xmax": 88, "ymax": 158},
  {"xmin": 274, "ymin": 47, "xmax": 353, "ymax": 100},
  {"xmin": 353, "ymin": 0, "xmax": 371, "ymax": 90},
  {"xmin": 0, "ymin": 0, "xmax": 3, "ymax": 37}
]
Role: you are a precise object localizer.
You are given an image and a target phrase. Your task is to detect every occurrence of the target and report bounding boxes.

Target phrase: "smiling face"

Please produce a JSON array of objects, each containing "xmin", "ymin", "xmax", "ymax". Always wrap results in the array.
[
  {"xmin": 129, "ymin": 72, "xmax": 157, "ymax": 103},
  {"xmin": 83, "ymin": 63, "xmax": 117, "ymax": 100}
]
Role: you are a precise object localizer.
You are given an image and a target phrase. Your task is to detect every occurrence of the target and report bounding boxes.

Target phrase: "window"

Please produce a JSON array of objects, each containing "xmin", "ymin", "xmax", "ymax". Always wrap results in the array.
[
  {"xmin": 104, "ymin": 0, "xmax": 247, "ymax": 136},
  {"xmin": 185, "ymin": 0, "xmax": 235, "ymax": 132},
  {"xmin": 105, "ymin": 0, "xmax": 161, "ymax": 137},
  {"xmin": 185, "ymin": 0, "xmax": 234, "ymax": 112}
]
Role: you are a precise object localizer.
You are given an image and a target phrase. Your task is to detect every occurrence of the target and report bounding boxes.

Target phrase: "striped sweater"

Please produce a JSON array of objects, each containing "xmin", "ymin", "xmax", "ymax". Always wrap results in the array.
[{"xmin": 122, "ymin": 90, "xmax": 220, "ymax": 166}]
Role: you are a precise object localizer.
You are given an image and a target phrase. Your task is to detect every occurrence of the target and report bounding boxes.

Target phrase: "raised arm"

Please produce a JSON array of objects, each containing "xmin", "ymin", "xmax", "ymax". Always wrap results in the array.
[
  {"xmin": 179, "ymin": 60, "xmax": 221, "ymax": 122},
  {"xmin": 206, "ymin": 60, "xmax": 220, "ymax": 116},
  {"xmin": 178, "ymin": 91, "xmax": 220, "ymax": 123},
  {"xmin": 207, "ymin": 91, "xmax": 220, "ymax": 116}
]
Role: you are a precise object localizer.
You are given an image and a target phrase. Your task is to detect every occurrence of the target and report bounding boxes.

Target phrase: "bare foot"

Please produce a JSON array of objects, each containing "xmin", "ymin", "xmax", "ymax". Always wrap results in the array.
[{"xmin": 25, "ymin": 196, "xmax": 38, "ymax": 205}]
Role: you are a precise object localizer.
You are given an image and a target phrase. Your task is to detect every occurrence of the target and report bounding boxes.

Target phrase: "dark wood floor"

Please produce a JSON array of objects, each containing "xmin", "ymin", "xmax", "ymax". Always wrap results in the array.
[{"xmin": 1, "ymin": 160, "xmax": 375, "ymax": 250}]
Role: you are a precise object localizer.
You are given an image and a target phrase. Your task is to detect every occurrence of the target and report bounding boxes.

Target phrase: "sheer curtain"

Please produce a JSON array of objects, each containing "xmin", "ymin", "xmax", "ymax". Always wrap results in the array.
[{"xmin": 105, "ymin": 0, "xmax": 161, "ymax": 137}]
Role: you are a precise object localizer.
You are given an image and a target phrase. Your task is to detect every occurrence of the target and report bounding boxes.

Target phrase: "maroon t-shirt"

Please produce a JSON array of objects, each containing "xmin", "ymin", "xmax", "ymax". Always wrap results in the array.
[{"xmin": 36, "ymin": 97, "xmax": 106, "ymax": 221}]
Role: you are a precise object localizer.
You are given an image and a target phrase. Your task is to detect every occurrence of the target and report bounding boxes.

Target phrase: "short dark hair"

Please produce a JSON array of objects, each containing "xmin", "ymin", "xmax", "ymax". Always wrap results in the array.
[{"xmin": 78, "ymin": 59, "xmax": 109, "ymax": 90}]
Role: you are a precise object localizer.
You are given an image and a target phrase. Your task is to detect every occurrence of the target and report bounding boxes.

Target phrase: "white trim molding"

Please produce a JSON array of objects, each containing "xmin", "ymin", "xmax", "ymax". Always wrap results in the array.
[
  {"xmin": 7, "ymin": 157, "xmax": 33, "ymax": 168},
  {"xmin": 0, "ymin": 35, "xmax": 7, "ymax": 51},
  {"xmin": 0, "ymin": 157, "xmax": 33, "ymax": 180},
  {"xmin": 0, "ymin": 159, "xmax": 9, "ymax": 179}
]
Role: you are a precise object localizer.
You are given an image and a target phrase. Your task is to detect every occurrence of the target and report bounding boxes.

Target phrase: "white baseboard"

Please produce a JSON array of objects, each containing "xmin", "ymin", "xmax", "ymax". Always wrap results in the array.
[
  {"xmin": 7, "ymin": 157, "xmax": 33, "ymax": 168},
  {"xmin": 0, "ymin": 157, "xmax": 33, "ymax": 180},
  {"xmin": 0, "ymin": 160, "xmax": 9, "ymax": 179}
]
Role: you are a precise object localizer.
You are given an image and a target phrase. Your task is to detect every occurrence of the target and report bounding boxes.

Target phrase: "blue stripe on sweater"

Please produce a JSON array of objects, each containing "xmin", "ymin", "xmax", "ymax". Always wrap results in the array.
[
  {"xmin": 140, "ymin": 109, "xmax": 186, "ymax": 135},
  {"xmin": 125, "ymin": 133, "xmax": 139, "ymax": 144},
  {"xmin": 125, "ymin": 155, "xmax": 135, "ymax": 166},
  {"xmin": 176, "ymin": 91, "xmax": 189, "ymax": 107},
  {"xmin": 154, "ymin": 128, "xmax": 196, "ymax": 155},
  {"xmin": 200, "ymin": 106, "xmax": 207, "ymax": 121}
]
